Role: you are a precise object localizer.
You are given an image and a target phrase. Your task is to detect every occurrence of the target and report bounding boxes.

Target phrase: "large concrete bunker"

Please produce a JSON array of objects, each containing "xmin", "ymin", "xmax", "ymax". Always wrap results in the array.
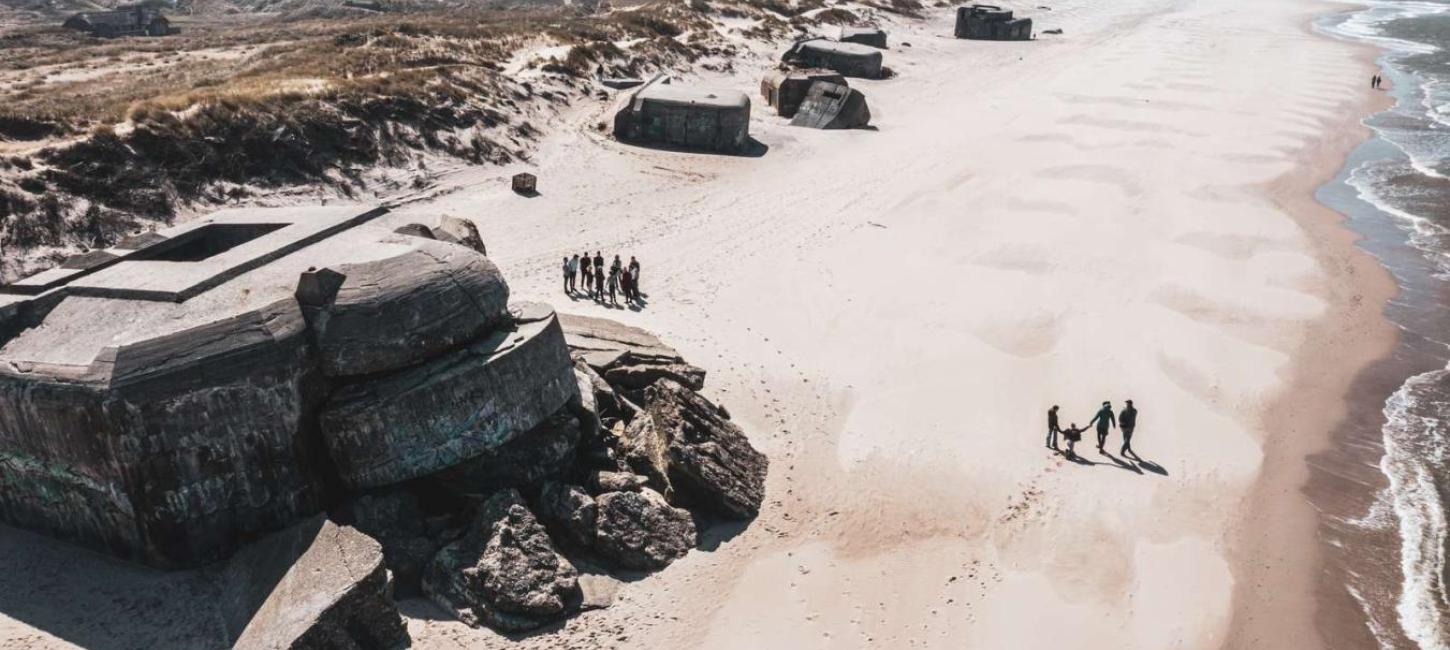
[
  {"xmin": 782, "ymin": 38, "xmax": 885, "ymax": 79},
  {"xmin": 0, "ymin": 206, "xmax": 577, "ymax": 567},
  {"xmin": 612, "ymin": 75, "xmax": 752, "ymax": 154},
  {"xmin": 955, "ymin": 4, "xmax": 1032, "ymax": 41}
]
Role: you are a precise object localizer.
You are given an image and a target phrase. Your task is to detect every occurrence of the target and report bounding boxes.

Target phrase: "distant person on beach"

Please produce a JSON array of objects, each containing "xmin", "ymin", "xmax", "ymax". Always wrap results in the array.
[
  {"xmin": 1062, "ymin": 422, "xmax": 1084, "ymax": 459},
  {"xmin": 1088, "ymin": 401, "xmax": 1116, "ymax": 451},
  {"xmin": 622, "ymin": 267, "xmax": 636, "ymax": 304},
  {"xmin": 581, "ymin": 254, "xmax": 593, "ymax": 297},
  {"xmin": 607, "ymin": 265, "xmax": 620, "ymax": 306},
  {"xmin": 593, "ymin": 252, "xmax": 605, "ymax": 296},
  {"xmin": 1046, "ymin": 405, "xmax": 1062, "ymax": 450},
  {"xmin": 1119, "ymin": 400, "xmax": 1138, "ymax": 456},
  {"xmin": 567, "ymin": 254, "xmax": 580, "ymax": 293},
  {"xmin": 629, "ymin": 256, "xmax": 641, "ymax": 291},
  {"xmin": 562, "ymin": 256, "xmax": 573, "ymax": 294}
]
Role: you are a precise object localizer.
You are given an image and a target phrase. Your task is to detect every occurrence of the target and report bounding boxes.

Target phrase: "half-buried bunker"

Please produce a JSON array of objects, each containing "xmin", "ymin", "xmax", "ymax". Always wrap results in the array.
[
  {"xmin": 612, "ymin": 75, "xmax": 752, "ymax": 154},
  {"xmin": 955, "ymin": 4, "xmax": 1033, "ymax": 41}
]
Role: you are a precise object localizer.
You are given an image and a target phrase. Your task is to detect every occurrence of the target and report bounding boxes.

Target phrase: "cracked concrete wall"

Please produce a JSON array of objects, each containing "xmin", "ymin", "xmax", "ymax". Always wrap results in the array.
[
  {"xmin": 319, "ymin": 310, "xmax": 578, "ymax": 490},
  {"xmin": 0, "ymin": 300, "xmax": 325, "ymax": 567},
  {"xmin": 308, "ymin": 237, "xmax": 511, "ymax": 378}
]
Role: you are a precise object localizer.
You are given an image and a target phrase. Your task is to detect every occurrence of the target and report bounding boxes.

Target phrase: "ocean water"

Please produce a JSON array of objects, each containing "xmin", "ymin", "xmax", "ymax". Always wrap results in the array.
[{"xmin": 1319, "ymin": 2, "xmax": 1450, "ymax": 648}]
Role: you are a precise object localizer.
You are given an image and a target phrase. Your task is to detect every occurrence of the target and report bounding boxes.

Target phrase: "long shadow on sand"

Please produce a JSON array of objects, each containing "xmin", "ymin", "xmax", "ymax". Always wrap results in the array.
[
  {"xmin": 1126, "ymin": 451, "xmax": 1168, "ymax": 476},
  {"xmin": 1058, "ymin": 447, "xmax": 1167, "ymax": 477},
  {"xmin": 623, "ymin": 137, "xmax": 770, "ymax": 158},
  {"xmin": 1060, "ymin": 449, "xmax": 1141, "ymax": 475},
  {"xmin": 0, "ymin": 525, "xmax": 244, "ymax": 648}
]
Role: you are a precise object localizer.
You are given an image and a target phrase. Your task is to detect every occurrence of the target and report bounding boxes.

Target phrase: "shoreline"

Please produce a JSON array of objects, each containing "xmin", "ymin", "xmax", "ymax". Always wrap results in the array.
[{"xmin": 1224, "ymin": 3, "xmax": 1401, "ymax": 648}]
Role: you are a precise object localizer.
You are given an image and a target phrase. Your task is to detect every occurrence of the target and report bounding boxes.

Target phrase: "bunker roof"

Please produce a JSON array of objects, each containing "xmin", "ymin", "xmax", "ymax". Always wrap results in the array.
[
  {"xmin": 637, "ymin": 84, "xmax": 750, "ymax": 110},
  {"xmin": 796, "ymin": 39, "xmax": 880, "ymax": 59},
  {"xmin": 0, "ymin": 205, "xmax": 488, "ymax": 382}
]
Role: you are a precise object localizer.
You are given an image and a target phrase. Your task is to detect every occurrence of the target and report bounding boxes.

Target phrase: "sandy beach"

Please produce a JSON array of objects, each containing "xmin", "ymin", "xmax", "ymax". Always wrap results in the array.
[
  {"xmin": 383, "ymin": 0, "xmax": 1402, "ymax": 647},
  {"xmin": 0, "ymin": 0, "xmax": 1405, "ymax": 647}
]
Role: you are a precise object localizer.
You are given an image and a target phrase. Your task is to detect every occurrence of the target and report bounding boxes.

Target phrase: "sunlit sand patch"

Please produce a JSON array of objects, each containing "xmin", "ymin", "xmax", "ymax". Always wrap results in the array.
[{"xmin": 968, "ymin": 310, "xmax": 1063, "ymax": 358}]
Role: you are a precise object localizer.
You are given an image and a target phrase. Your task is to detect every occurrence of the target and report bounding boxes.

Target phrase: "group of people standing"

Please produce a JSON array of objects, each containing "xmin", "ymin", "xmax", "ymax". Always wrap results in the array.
[
  {"xmin": 1046, "ymin": 400, "xmax": 1139, "ymax": 461},
  {"xmin": 1371, "ymin": 74, "xmax": 1385, "ymax": 89},
  {"xmin": 563, "ymin": 252, "xmax": 642, "ymax": 307}
]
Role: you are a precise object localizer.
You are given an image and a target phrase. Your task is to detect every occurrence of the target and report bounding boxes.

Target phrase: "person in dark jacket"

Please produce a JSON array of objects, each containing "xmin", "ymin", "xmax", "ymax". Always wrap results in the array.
[
  {"xmin": 1088, "ymin": 401, "xmax": 1116, "ymax": 451},
  {"xmin": 1046, "ymin": 405, "xmax": 1062, "ymax": 450},
  {"xmin": 629, "ymin": 256, "xmax": 641, "ymax": 292},
  {"xmin": 622, "ymin": 267, "xmax": 636, "ymax": 304},
  {"xmin": 1119, "ymin": 400, "xmax": 1138, "ymax": 457},
  {"xmin": 1062, "ymin": 422, "xmax": 1084, "ymax": 459},
  {"xmin": 580, "ymin": 253, "xmax": 593, "ymax": 297},
  {"xmin": 593, "ymin": 252, "xmax": 605, "ymax": 297}
]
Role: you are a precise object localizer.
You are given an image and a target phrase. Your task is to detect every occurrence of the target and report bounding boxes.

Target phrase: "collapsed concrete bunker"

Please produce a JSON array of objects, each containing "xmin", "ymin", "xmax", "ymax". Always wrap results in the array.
[
  {"xmin": 791, "ymin": 82, "xmax": 871, "ymax": 129},
  {"xmin": 760, "ymin": 69, "xmax": 871, "ymax": 129},
  {"xmin": 782, "ymin": 38, "xmax": 885, "ymax": 79},
  {"xmin": 955, "ymin": 4, "xmax": 1032, "ymax": 41},
  {"xmin": 0, "ymin": 206, "xmax": 577, "ymax": 567},
  {"xmin": 611, "ymin": 75, "xmax": 752, "ymax": 154},
  {"xmin": 761, "ymin": 69, "xmax": 846, "ymax": 118}
]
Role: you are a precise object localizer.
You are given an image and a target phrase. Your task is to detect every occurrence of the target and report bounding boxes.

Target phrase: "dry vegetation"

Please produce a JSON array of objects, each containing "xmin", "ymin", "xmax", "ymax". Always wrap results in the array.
[{"xmin": 0, "ymin": 0, "xmax": 895, "ymax": 280}]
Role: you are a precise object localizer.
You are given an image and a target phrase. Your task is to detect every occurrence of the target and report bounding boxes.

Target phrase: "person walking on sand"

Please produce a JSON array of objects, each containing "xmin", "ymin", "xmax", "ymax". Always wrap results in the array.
[
  {"xmin": 593, "ymin": 252, "xmax": 605, "ymax": 297},
  {"xmin": 567, "ymin": 254, "xmax": 580, "ymax": 294},
  {"xmin": 1088, "ymin": 400, "xmax": 1116, "ymax": 451},
  {"xmin": 1046, "ymin": 405, "xmax": 1062, "ymax": 450},
  {"xmin": 607, "ymin": 265, "xmax": 620, "ymax": 306},
  {"xmin": 1119, "ymin": 400, "xmax": 1138, "ymax": 457},
  {"xmin": 580, "ymin": 253, "xmax": 593, "ymax": 297},
  {"xmin": 621, "ymin": 267, "xmax": 636, "ymax": 305},
  {"xmin": 561, "ymin": 256, "xmax": 572, "ymax": 294},
  {"xmin": 629, "ymin": 256, "xmax": 641, "ymax": 292}
]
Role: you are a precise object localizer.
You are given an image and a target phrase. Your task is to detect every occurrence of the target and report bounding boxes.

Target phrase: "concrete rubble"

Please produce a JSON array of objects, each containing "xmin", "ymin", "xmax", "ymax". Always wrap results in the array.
[{"xmin": 219, "ymin": 516, "xmax": 408, "ymax": 650}]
